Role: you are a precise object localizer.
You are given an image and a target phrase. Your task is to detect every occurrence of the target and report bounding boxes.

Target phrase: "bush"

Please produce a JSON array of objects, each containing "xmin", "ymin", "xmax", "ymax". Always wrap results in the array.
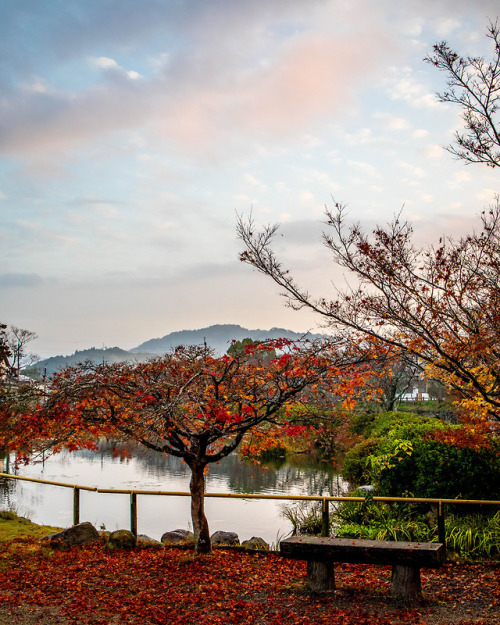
[
  {"xmin": 341, "ymin": 438, "xmax": 382, "ymax": 485},
  {"xmin": 367, "ymin": 411, "xmax": 440, "ymax": 438},
  {"xmin": 282, "ymin": 501, "xmax": 323, "ymax": 535},
  {"xmin": 340, "ymin": 412, "xmax": 500, "ymax": 501},
  {"xmin": 374, "ymin": 437, "xmax": 500, "ymax": 500},
  {"xmin": 348, "ymin": 412, "xmax": 377, "ymax": 436}
]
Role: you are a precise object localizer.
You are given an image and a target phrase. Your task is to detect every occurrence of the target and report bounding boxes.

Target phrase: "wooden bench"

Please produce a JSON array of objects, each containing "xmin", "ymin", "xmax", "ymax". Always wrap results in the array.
[{"xmin": 280, "ymin": 536, "xmax": 444, "ymax": 601}]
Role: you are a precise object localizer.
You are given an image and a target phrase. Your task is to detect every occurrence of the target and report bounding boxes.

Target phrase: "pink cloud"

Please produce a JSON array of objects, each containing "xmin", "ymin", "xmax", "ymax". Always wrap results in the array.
[{"xmin": 0, "ymin": 11, "xmax": 395, "ymax": 159}]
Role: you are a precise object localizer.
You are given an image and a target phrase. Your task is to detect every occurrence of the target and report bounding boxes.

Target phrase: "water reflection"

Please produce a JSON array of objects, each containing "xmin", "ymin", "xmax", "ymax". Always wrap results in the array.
[{"xmin": 1, "ymin": 442, "xmax": 347, "ymax": 545}]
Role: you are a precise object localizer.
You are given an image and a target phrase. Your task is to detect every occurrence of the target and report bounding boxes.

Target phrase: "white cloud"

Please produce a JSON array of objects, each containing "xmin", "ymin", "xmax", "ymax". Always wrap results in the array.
[
  {"xmin": 92, "ymin": 56, "xmax": 142, "ymax": 80},
  {"xmin": 434, "ymin": 18, "xmax": 461, "ymax": 37},
  {"xmin": 423, "ymin": 144, "xmax": 444, "ymax": 158},
  {"xmin": 477, "ymin": 189, "xmax": 499, "ymax": 202},
  {"xmin": 385, "ymin": 66, "xmax": 441, "ymax": 109},
  {"xmin": 399, "ymin": 162, "xmax": 426, "ymax": 178},
  {"xmin": 300, "ymin": 191, "xmax": 315, "ymax": 202},
  {"xmin": 448, "ymin": 170, "xmax": 471, "ymax": 188},
  {"xmin": 93, "ymin": 57, "xmax": 118, "ymax": 69},
  {"xmin": 348, "ymin": 160, "xmax": 379, "ymax": 178},
  {"xmin": 373, "ymin": 112, "xmax": 410, "ymax": 131},
  {"xmin": 244, "ymin": 174, "xmax": 268, "ymax": 193},
  {"xmin": 342, "ymin": 128, "xmax": 375, "ymax": 146},
  {"xmin": 21, "ymin": 78, "xmax": 49, "ymax": 93}
]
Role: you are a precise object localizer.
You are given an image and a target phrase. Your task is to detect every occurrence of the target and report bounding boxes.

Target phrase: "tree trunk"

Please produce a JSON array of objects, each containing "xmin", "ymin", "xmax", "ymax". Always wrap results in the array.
[{"xmin": 189, "ymin": 462, "xmax": 211, "ymax": 554}]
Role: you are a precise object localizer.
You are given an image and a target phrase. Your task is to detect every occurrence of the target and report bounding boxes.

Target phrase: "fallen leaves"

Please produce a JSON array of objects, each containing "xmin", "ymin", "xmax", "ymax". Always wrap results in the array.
[{"xmin": 0, "ymin": 539, "xmax": 498, "ymax": 624}]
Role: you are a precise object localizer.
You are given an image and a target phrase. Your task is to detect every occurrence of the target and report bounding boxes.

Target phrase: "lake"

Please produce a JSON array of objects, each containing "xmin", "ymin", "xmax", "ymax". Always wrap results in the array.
[{"xmin": 0, "ymin": 442, "xmax": 347, "ymax": 545}]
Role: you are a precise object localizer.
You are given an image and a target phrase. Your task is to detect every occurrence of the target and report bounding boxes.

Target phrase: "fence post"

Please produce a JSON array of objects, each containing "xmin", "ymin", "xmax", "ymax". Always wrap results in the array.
[
  {"xmin": 438, "ymin": 500, "xmax": 446, "ymax": 557},
  {"xmin": 73, "ymin": 487, "xmax": 80, "ymax": 525},
  {"xmin": 321, "ymin": 498, "xmax": 330, "ymax": 537},
  {"xmin": 130, "ymin": 492, "xmax": 137, "ymax": 536}
]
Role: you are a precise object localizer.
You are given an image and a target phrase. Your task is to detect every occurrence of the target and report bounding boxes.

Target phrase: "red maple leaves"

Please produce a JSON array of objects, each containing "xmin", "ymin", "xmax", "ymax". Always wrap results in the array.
[{"xmin": 0, "ymin": 539, "xmax": 497, "ymax": 624}]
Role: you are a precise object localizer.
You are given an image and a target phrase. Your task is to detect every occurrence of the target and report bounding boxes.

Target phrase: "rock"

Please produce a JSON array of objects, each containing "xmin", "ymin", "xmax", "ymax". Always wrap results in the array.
[
  {"xmin": 425, "ymin": 506, "xmax": 439, "ymax": 529},
  {"xmin": 107, "ymin": 529, "xmax": 137, "ymax": 550},
  {"xmin": 211, "ymin": 531, "xmax": 240, "ymax": 546},
  {"xmin": 44, "ymin": 522, "xmax": 100, "ymax": 548},
  {"xmin": 241, "ymin": 536, "xmax": 269, "ymax": 551},
  {"xmin": 161, "ymin": 529, "xmax": 195, "ymax": 545},
  {"xmin": 137, "ymin": 534, "xmax": 161, "ymax": 545}
]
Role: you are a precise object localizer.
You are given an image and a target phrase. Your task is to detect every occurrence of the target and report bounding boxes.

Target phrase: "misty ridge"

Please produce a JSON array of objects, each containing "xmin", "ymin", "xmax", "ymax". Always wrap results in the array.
[{"xmin": 29, "ymin": 324, "xmax": 326, "ymax": 377}]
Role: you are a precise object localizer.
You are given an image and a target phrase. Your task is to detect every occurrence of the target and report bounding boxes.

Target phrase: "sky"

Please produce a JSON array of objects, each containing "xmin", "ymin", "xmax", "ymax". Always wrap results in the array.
[{"xmin": 2, "ymin": 0, "xmax": 500, "ymax": 359}]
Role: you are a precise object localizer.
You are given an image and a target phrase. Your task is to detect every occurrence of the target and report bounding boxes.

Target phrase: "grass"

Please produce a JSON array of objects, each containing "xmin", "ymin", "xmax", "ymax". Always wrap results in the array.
[
  {"xmin": 282, "ymin": 499, "xmax": 500, "ymax": 561},
  {"xmin": 0, "ymin": 509, "xmax": 62, "ymax": 542}
]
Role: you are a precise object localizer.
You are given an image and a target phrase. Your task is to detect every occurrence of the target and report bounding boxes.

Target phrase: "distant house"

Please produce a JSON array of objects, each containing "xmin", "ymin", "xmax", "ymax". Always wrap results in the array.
[{"xmin": 401, "ymin": 378, "xmax": 430, "ymax": 401}]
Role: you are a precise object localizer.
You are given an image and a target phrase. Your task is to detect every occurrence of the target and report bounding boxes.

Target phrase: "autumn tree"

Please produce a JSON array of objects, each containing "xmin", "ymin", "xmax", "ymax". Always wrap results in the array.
[
  {"xmin": 0, "ymin": 323, "xmax": 42, "ymax": 457},
  {"xmin": 425, "ymin": 20, "xmax": 500, "ymax": 168},
  {"xmin": 7, "ymin": 340, "xmax": 364, "ymax": 553},
  {"xmin": 6, "ymin": 325, "xmax": 38, "ymax": 373},
  {"xmin": 0, "ymin": 323, "xmax": 10, "ymax": 363},
  {"xmin": 238, "ymin": 200, "xmax": 500, "ymax": 423},
  {"xmin": 354, "ymin": 343, "xmax": 422, "ymax": 412}
]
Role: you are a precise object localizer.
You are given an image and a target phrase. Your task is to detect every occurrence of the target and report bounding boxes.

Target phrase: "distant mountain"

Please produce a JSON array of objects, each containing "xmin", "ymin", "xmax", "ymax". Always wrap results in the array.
[
  {"xmin": 27, "ymin": 347, "xmax": 150, "ymax": 378},
  {"xmin": 130, "ymin": 324, "xmax": 325, "ymax": 355},
  {"xmin": 29, "ymin": 324, "xmax": 327, "ymax": 378}
]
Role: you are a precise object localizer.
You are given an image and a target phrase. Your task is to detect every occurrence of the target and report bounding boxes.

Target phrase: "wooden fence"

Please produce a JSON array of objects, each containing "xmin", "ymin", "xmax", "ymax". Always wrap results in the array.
[{"xmin": 1, "ymin": 472, "xmax": 499, "ymax": 547}]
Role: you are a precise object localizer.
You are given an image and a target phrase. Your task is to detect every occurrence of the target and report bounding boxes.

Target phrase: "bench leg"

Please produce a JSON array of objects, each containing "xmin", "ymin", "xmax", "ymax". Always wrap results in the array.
[
  {"xmin": 307, "ymin": 560, "xmax": 335, "ymax": 593},
  {"xmin": 390, "ymin": 565, "xmax": 422, "ymax": 602}
]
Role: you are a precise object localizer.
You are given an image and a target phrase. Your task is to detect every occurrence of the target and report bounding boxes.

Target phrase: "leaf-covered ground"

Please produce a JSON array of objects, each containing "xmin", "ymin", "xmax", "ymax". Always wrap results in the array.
[{"xmin": 0, "ymin": 539, "xmax": 498, "ymax": 624}]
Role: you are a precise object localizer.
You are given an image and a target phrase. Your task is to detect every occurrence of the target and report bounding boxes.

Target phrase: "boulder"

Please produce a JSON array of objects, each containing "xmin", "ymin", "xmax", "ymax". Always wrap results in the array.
[
  {"xmin": 425, "ymin": 506, "xmax": 439, "ymax": 529},
  {"xmin": 161, "ymin": 529, "xmax": 195, "ymax": 545},
  {"xmin": 241, "ymin": 536, "xmax": 269, "ymax": 551},
  {"xmin": 44, "ymin": 522, "xmax": 100, "ymax": 548},
  {"xmin": 137, "ymin": 534, "xmax": 161, "ymax": 545},
  {"xmin": 107, "ymin": 529, "xmax": 136, "ymax": 550},
  {"xmin": 211, "ymin": 531, "xmax": 240, "ymax": 546}
]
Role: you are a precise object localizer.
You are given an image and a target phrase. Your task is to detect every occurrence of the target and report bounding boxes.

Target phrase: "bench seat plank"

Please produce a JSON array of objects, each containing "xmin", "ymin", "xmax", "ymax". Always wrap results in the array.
[{"xmin": 280, "ymin": 536, "xmax": 444, "ymax": 568}]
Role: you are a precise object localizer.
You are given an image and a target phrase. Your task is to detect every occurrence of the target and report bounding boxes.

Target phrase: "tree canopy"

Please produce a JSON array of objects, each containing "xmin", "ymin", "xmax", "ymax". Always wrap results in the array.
[
  {"xmin": 425, "ymin": 20, "xmax": 500, "ymax": 168},
  {"xmin": 4, "ymin": 340, "xmax": 367, "ymax": 553},
  {"xmin": 238, "ymin": 200, "xmax": 500, "ymax": 423}
]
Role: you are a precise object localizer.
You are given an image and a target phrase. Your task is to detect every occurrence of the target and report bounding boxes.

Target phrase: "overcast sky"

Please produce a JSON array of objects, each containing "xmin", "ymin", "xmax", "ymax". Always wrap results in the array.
[{"xmin": 2, "ymin": 0, "xmax": 499, "ymax": 358}]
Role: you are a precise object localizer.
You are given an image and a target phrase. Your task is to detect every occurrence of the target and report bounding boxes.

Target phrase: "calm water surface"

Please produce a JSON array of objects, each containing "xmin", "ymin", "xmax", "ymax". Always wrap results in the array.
[{"xmin": 0, "ymin": 442, "xmax": 347, "ymax": 545}]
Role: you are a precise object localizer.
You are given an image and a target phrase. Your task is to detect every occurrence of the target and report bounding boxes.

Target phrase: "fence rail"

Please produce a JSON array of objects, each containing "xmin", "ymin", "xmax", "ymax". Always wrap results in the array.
[{"xmin": 1, "ymin": 472, "xmax": 499, "ymax": 548}]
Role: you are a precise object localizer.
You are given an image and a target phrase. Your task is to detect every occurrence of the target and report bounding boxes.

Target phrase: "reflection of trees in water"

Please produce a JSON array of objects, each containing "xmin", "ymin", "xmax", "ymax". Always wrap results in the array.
[
  {"xmin": 0, "ymin": 475, "xmax": 18, "ymax": 510},
  {"xmin": 223, "ymin": 456, "xmax": 346, "ymax": 496},
  {"xmin": 78, "ymin": 440, "xmax": 191, "ymax": 479},
  {"xmin": 53, "ymin": 441, "xmax": 346, "ymax": 496}
]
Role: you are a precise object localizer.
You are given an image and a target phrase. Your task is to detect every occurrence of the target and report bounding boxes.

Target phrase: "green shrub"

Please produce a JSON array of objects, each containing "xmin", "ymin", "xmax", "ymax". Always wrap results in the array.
[
  {"xmin": 0, "ymin": 510, "xmax": 17, "ymax": 521},
  {"xmin": 333, "ymin": 498, "xmax": 500, "ymax": 559},
  {"xmin": 368, "ymin": 411, "xmax": 440, "ymax": 437},
  {"xmin": 341, "ymin": 411, "xmax": 500, "ymax": 502},
  {"xmin": 375, "ymin": 438, "xmax": 500, "ymax": 500},
  {"xmin": 341, "ymin": 438, "xmax": 382, "ymax": 485},
  {"xmin": 348, "ymin": 412, "xmax": 377, "ymax": 435}
]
